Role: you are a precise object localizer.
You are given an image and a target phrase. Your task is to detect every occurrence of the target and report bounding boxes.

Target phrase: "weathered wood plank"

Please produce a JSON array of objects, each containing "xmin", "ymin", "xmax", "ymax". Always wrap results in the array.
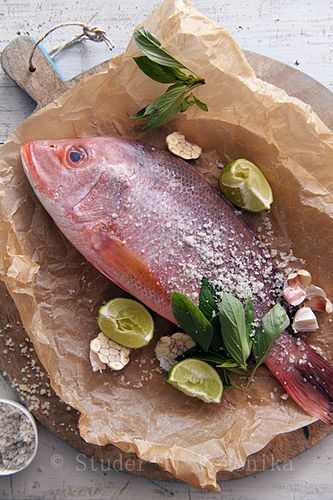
[{"xmin": 1, "ymin": 0, "xmax": 333, "ymax": 142}]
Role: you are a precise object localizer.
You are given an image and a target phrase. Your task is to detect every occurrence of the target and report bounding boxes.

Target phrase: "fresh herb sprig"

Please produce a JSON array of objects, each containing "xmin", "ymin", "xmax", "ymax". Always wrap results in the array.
[
  {"xmin": 171, "ymin": 278, "xmax": 290, "ymax": 395},
  {"xmin": 131, "ymin": 28, "xmax": 208, "ymax": 130}
]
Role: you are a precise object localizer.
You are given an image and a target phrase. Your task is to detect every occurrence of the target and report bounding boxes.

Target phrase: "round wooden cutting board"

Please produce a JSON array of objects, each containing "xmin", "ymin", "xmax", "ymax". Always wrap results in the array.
[{"xmin": 1, "ymin": 37, "xmax": 333, "ymax": 483}]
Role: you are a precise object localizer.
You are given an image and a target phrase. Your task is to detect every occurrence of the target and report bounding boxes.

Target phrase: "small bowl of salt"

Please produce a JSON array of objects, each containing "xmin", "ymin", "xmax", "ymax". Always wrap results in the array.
[{"xmin": 0, "ymin": 399, "xmax": 38, "ymax": 475}]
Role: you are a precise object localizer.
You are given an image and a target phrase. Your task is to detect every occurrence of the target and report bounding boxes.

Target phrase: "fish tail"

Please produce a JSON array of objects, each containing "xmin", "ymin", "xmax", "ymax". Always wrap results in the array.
[{"xmin": 265, "ymin": 332, "xmax": 333, "ymax": 424}]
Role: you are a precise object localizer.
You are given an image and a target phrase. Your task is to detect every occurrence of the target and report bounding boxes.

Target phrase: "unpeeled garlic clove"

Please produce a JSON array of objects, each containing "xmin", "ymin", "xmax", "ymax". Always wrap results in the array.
[
  {"xmin": 305, "ymin": 284, "xmax": 326, "ymax": 299},
  {"xmin": 304, "ymin": 285, "xmax": 332, "ymax": 313},
  {"xmin": 155, "ymin": 332, "xmax": 196, "ymax": 371},
  {"xmin": 166, "ymin": 132, "xmax": 202, "ymax": 160},
  {"xmin": 286, "ymin": 269, "xmax": 312, "ymax": 289},
  {"xmin": 292, "ymin": 306, "xmax": 319, "ymax": 333},
  {"xmin": 306, "ymin": 296, "xmax": 333, "ymax": 314}
]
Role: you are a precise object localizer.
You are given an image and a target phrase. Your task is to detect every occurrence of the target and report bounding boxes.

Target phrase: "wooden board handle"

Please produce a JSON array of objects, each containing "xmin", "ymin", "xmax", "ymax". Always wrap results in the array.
[
  {"xmin": 1, "ymin": 36, "xmax": 110, "ymax": 109},
  {"xmin": 1, "ymin": 37, "xmax": 70, "ymax": 108}
]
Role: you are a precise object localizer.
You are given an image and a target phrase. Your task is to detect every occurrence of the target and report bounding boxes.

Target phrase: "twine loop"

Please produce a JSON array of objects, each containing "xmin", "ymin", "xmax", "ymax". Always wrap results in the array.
[{"xmin": 29, "ymin": 22, "xmax": 115, "ymax": 72}]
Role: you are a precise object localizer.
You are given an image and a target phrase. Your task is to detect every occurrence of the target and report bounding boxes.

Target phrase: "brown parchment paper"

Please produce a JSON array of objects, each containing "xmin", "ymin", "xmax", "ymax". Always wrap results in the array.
[{"xmin": 1, "ymin": 0, "xmax": 333, "ymax": 491}]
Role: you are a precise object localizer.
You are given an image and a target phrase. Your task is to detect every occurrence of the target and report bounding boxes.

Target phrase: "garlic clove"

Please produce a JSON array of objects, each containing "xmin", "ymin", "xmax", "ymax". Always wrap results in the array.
[
  {"xmin": 284, "ymin": 286, "xmax": 306, "ymax": 306},
  {"xmin": 304, "ymin": 285, "xmax": 332, "ymax": 313},
  {"xmin": 305, "ymin": 284, "xmax": 326, "ymax": 299},
  {"xmin": 292, "ymin": 306, "xmax": 319, "ymax": 333},
  {"xmin": 306, "ymin": 296, "xmax": 333, "ymax": 314},
  {"xmin": 155, "ymin": 332, "xmax": 196, "ymax": 371},
  {"xmin": 286, "ymin": 269, "xmax": 312, "ymax": 289},
  {"xmin": 284, "ymin": 269, "xmax": 313, "ymax": 306},
  {"xmin": 166, "ymin": 132, "xmax": 202, "ymax": 160}
]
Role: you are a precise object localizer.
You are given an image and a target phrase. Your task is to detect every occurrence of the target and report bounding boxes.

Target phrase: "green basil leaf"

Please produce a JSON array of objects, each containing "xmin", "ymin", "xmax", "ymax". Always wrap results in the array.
[
  {"xmin": 171, "ymin": 292, "xmax": 213, "ymax": 351},
  {"xmin": 199, "ymin": 278, "xmax": 224, "ymax": 350},
  {"xmin": 134, "ymin": 28, "xmax": 184, "ymax": 69},
  {"xmin": 253, "ymin": 303, "xmax": 290, "ymax": 366},
  {"xmin": 244, "ymin": 297, "xmax": 254, "ymax": 351},
  {"xmin": 192, "ymin": 95, "xmax": 208, "ymax": 112},
  {"xmin": 209, "ymin": 317, "xmax": 225, "ymax": 350},
  {"xmin": 132, "ymin": 85, "xmax": 187, "ymax": 129},
  {"xmin": 219, "ymin": 292, "xmax": 251, "ymax": 370},
  {"xmin": 216, "ymin": 360, "xmax": 240, "ymax": 369},
  {"xmin": 199, "ymin": 277, "xmax": 219, "ymax": 321},
  {"xmin": 134, "ymin": 56, "xmax": 183, "ymax": 83},
  {"xmin": 175, "ymin": 346, "xmax": 239, "ymax": 370},
  {"xmin": 225, "ymin": 366, "xmax": 250, "ymax": 376},
  {"xmin": 180, "ymin": 97, "xmax": 195, "ymax": 112},
  {"xmin": 176, "ymin": 345, "xmax": 204, "ymax": 361},
  {"xmin": 130, "ymin": 106, "xmax": 148, "ymax": 120},
  {"xmin": 244, "ymin": 297, "xmax": 254, "ymax": 336},
  {"xmin": 195, "ymin": 353, "xmax": 236, "ymax": 365},
  {"xmin": 141, "ymin": 95, "xmax": 185, "ymax": 130},
  {"xmin": 221, "ymin": 370, "xmax": 241, "ymax": 389}
]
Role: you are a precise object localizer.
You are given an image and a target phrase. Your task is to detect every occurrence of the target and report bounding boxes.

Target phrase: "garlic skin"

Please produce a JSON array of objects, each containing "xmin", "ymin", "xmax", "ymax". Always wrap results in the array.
[
  {"xmin": 166, "ymin": 132, "xmax": 202, "ymax": 160},
  {"xmin": 292, "ymin": 307, "xmax": 319, "ymax": 333},
  {"xmin": 90, "ymin": 349, "xmax": 106, "ymax": 373},
  {"xmin": 155, "ymin": 333, "xmax": 196, "ymax": 371},
  {"xmin": 90, "ymin": 332, "xmax": 131, "ymax": 372},
  {"xmin": 305, "ymin": 284, "xmax": 326, "ymax": 299}
]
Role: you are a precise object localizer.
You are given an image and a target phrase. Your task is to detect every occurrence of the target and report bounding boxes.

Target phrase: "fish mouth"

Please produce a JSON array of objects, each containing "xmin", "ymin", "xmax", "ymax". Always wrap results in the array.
[{"xmin": 21, "ymin": 142, "xmax": 38, "ymax": 187}]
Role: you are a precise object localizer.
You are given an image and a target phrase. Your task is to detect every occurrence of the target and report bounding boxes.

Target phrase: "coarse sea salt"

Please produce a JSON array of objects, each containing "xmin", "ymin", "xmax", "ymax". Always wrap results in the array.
[{"xmin": 0, "ymin": 402, "xmax": 35, "ymax": 472}]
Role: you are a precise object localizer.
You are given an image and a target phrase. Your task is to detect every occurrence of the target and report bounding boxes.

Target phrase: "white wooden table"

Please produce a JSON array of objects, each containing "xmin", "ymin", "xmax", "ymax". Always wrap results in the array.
[{"xmin": 1, "ymin": 1, "xmax": 333, "ymax": 498}]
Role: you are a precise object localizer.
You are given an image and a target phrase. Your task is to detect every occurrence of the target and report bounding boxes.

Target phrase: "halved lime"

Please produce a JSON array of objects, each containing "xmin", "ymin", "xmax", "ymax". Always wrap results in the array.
[
  {"xmin": 97, "ymin": 298, "xmax": 154, "ymax": 348},
  {"xmin": 167, "ymin": 359, "xmax": 223, "ymax": 403},
  {"xmin": 218, "ymin": 159, "xmax": 273, "ymax": 212}
]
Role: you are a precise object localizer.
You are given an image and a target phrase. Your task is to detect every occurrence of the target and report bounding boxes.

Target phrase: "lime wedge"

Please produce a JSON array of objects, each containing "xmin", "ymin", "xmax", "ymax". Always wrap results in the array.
[
  {"xmin": 218, "ymin": 159, "xmax": 273, "ymax": 212},
  {"xmin": 167, "ymin": 359, "xmax": 223, "ymax": 403},
  {"xmin": 98, "ymin": 298, "xmax": 154, "ymax": 348}
]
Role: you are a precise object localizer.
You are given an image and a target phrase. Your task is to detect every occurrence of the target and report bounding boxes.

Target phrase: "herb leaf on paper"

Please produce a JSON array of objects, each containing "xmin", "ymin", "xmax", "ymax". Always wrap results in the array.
[
  {"xmin": 131, "ymin": 28, "xmax": 208, "ymax": 130},
  {"xmin": 133, "ymin": 56, "xmax": 186, "ymax": 84},
  {"xmin": 134, "ymin": 28, "xmax": 184, "ymax": 69},
  {"xmin": 131, "ymin": 85, "xmax": 188, "ymax": 131}
]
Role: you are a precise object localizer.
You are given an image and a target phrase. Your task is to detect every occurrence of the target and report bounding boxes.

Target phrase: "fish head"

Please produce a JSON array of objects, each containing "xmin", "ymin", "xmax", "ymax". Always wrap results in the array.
[{"xmin": 21, "ymin": 136, "xmax": 137, "ymax": 222}]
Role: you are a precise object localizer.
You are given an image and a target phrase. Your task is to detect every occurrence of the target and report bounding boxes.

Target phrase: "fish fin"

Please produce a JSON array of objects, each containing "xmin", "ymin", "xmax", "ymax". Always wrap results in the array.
[
  {"xmin": 93, "ymin": 232, "xmax": 170, "ymax": 312},
  {"xmin": 266, "ymin": 333, "xmax": 333, "ymax": 424}
]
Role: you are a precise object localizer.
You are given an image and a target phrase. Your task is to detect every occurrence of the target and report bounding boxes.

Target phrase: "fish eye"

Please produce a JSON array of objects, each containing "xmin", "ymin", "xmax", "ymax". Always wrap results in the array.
[{"xmin": 66, "ymin": 146, "xmax": 87, "ymax": 167}]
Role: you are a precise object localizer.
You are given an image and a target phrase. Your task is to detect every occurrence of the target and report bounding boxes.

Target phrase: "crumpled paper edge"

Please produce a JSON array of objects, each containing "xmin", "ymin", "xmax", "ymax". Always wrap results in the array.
[{"xmin": 0, "ymin": 0, "xmax": 332, "ymax": 492}]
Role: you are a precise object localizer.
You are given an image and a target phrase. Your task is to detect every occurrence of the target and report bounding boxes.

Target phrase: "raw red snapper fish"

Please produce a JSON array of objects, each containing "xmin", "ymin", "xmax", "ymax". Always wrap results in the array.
[{"xmin": 21, "ymin": 136, "xmax": 333, "ymax": 423}]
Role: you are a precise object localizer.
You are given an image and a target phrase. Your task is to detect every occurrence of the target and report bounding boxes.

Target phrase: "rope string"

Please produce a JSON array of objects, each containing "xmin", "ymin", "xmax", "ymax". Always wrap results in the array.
[{"xmin": 29, "ymin": 22, "xmax": 114, "ymax": 72}]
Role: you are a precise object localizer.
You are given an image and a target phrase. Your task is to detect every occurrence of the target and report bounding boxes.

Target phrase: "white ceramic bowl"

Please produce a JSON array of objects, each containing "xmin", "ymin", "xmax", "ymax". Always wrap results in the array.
[{"xmin": 0, "ymin": 399, "xmax": 38, "ymax": 475}]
